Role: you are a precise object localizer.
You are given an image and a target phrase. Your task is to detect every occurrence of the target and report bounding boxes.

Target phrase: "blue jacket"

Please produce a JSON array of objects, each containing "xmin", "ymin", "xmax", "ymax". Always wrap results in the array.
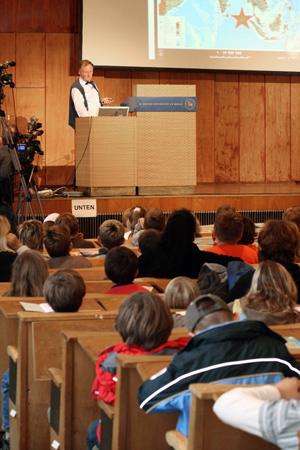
[{"xmin": 138, "ymin": 320, "xmax": 300, "ymax": 436}]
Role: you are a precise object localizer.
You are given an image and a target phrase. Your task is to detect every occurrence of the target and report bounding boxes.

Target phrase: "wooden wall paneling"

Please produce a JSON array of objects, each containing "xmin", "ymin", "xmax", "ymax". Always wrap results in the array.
[
  {"xmin": 102, "ymin": 70, "xmax": 132, "ymax": 105},
  {"xmin": 265, "ymin": 75, "xmax": 291, "ymax": 182},
  {"xmin": 189, "ymin": 72, "xmax": 215, "ymax": 184},
  {"xmin": 239, "ymin": 74, "xmax": 265, "ymax": 182},
  {"xmin": 0, "ymin": 2, "xmax": 16, "ymax": 32},
  {"xmin": 45, "ymin": 0, "xmax": 79, "ymax": 33},
  {"xmin": 131, "ymin": 70, "xmax": 160, "ymax": 88},
  {"xmin": 291, "ymin": 76, "xmax": 300, "ymax": 181},
  {"xmin": 0, "ymin": 34, "xmax": 16, "ymax": 124},
  {"xmin": 45, "ymin": 33, "xmax": 77, "ymax": 186},
  {"xmin": 15, "ymin": 0, "xmax": 45, "ymax": 32},
  {"xmin": 16, "ymin": 87, "xmax": 45, "ymax": 185},
  {"xmin": 16, "ymin": 33, "xmax": 45, "ymax": 88},
  {"xmin": 159, "ymin": 71, "xmax": 188, "ymax": 84},
  {"xmin": 214, "ymin": 73, "xmax": 239, "ymax": 182}
]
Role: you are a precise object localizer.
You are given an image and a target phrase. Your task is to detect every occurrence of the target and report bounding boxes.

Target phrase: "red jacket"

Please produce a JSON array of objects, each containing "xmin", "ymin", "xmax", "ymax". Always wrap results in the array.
[{"xmin": 91, "ymin": 338, "xmax": 189, "ymax": 405}]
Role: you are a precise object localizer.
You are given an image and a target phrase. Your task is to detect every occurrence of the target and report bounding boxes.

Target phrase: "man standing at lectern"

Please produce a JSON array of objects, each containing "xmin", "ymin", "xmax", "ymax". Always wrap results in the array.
[{"xmin": 68, "ymin": 59, "xmax": 112, "ymax": 129}]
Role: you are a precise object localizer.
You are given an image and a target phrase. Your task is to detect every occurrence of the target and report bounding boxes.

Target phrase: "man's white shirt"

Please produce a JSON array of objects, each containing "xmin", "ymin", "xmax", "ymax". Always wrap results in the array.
[{"xmin": 71, "ymin": 77, "xmax": 101, "ymax": 117}]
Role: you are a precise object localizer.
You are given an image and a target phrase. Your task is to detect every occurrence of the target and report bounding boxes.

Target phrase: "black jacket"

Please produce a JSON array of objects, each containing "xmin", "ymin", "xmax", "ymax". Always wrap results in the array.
[{"xmin": 138, "ymin": 320, "xmax": 300, "ymax": 435}]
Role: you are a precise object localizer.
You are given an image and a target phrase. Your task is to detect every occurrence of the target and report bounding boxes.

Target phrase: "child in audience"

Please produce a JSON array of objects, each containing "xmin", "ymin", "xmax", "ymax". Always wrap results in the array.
[
  {"xmin": 44, "ymin": 224, "xmax": 92, "ymax": 268},
  {"xmin": 97, "ymin": 220, "xmax": 125, "ymax": 256},
  {"xmin": 5, "ymin": 250, "xmax": 49, "ymax": 297},
  {"xmin": 86, "ymin": 292, "xmax": 189, "ymax": 450},
  {"xmin": 44, "ymin": 269, "xmax": 86, "ymax": 312},
  {"xmin": 131, "ymin": 207, "xmax": 165, "ymax": 246},
  {"xmin": 126, "ymin": 206, "xmax": 146, "ymax": 238},
  {"xmin": 283, "ymin": 205, "xmax": 300, "ymax": 230},
  {"xmin": 164, "ymin": 276, "xmax": 200, "ymax": 327},
  {"xmin": 43, "ymin": 213, "xmax": 59, "ymax": 234},
  {"xmin": 207, "ymin": 211, "xmax": 258, "ymax": 264},
  {"xmin": 237, "ymin": 215, "xmax": 257, "ymax": 252},
  {"xmin": 103, "ymin": 246, "xmax": 148, "ymax": 294},
  {"xmin": 231, "ymin": 260, "xmax": 300, "ymax": 325},
  {"xmin": 55, "ymin": 212, "xmax": 95, "ymax": 248},
  {"xmin": 138, "ymin": 229, "xmax": 161, "ymax": 254},
  {"xmin": 213, "ymin": 377, "xmax": 300, "ymax": 450},
  {"xmin": 17, "ymin": 219, "xmax": 44, "ymax": 252}
]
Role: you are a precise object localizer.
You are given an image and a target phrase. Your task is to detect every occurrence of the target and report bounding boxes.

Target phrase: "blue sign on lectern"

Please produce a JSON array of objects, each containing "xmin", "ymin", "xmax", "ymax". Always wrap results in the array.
[{"xmin": 121, "ymin": 96, "xmax": 197, "ymax": 112}]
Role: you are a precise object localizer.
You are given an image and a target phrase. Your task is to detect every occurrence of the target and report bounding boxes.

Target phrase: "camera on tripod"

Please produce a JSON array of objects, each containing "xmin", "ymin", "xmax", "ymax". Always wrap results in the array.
[
  {"xmin": 0, "ymin": 61, "xmax": 15, "ymax": 98},
  {"xmin": 17, "ymin": 117, "xmax": 44, "ymax": 165}
]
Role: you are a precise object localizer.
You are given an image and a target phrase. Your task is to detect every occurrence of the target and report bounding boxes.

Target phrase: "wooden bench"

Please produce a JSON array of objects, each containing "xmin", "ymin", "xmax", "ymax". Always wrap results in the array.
[
  {"xmin": 7, "ymin": 309, "xmax": 117, "ymax": 450},
  {"xmin": 0, "ymin": 296, "xmax": 103, "ymax": 408},
  {"xmin": 48, "ymin": 327, "xmax": 188, "ymax": 450},
  {"xmin": 49, "ymin": 266, "xmax": 107, "ymax": 281},
  {"xmin": 166, "ymin": 383, "xmax": 278, "ymax": 450}
]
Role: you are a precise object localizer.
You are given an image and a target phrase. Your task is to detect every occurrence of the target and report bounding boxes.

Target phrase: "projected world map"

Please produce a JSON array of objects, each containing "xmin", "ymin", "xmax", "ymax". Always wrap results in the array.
[{"xmin": 157, "ymin": 0, "xmax": 300, "ymax": 52}]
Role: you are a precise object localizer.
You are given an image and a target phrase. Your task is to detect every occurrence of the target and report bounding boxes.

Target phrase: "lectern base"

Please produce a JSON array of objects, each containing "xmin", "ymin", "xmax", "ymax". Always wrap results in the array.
[
  {"xmin": 79, "ymin": 186, "xmax": 136, "ymax": 197},
  {"xmin": 138, "ymin": 186, "xmax": 195, "ymax": 196}
]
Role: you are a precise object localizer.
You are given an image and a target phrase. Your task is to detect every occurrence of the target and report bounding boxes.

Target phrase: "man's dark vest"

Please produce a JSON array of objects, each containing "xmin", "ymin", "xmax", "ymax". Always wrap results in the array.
[{"xmin": 68, "ymin": 79, "xmax": 101, "ymax": 130}]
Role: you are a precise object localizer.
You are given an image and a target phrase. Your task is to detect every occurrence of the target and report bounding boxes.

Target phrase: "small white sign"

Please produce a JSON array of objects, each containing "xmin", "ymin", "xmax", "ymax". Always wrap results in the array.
[
  {"xmin": 72, "ymin": 199, "xmax": 97, "ymax": 217},
  {"xmin": 51, "ymin": 440, "xmax": 60, "ymax": 449}
]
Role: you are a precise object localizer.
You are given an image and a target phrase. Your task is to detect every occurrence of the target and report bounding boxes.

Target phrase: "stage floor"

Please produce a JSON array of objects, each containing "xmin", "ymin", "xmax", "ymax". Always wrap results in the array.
[{"xmin": 30, "ymin": 183, "xmax": 300, "ymax": 216}]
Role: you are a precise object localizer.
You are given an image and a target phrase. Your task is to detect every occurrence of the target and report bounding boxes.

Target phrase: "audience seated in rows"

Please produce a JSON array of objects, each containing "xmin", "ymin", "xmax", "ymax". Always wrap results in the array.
[
  {"xmin": 226, "ymin": 219, "xmax": 300, "ymax": 304},
  {"xmin": 44, "ymin": 224, "xmax": 92, "ymax": 269},
  {"xmin": 103, "ymin": 246, "xmax": 149, "ymax": 294},
  {"xmin": 207, "ymin": 211, "xmax": 258, "ymax": 264},
  {"xmin": 231, "ymin": 260, "xmax": 300, "ymax": 325},
  {"xmin": 4, "ymin": 250, "xmax": 49, "ymax": 297},
  {"xmin": 87, "ymin": 292, "xmax": 189, "ymax": 450},
  {"xmin": 1, "ymin": 269, "xmax": 86, "ymax": 448},
  {"xmin": 213, "ymin": 377, "xmax": 300, "ymax": 450},
  {"xmin": 138, "ymin": 294, "xmax": 300, "ymax": 437},
  {"xmin": 55, "ymin": 212, "xmax": 95, "ymax": 248},
  {"xmin": 164, "ymin": 276, "xmax": 200, "ymax": 327},
  {"xmin": 97, "ymin": 220, "xmax": 125, "ymax": 256},
  {"xmin": 138, "ymin": 209, "xmax": 241, "ymax": 279},
  {"xmin": 131, "ymin": 207, "xmax": 165, "ymax": 246}
]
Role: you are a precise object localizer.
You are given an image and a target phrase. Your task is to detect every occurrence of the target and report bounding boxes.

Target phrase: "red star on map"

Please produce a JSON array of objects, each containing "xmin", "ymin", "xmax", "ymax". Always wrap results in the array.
[{"xmin": 231, "ymin": 8, "xmax": 253, "ymax": 29}]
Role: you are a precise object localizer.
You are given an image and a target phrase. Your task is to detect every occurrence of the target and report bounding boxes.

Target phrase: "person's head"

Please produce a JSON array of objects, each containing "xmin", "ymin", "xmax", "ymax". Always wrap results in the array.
[
  {"xmin": 128, "ymin": 206, "xmax": 146, "ymax": 236},
  {"xmin": 214, "ymin": 212, "xmax": 244, "ymax": 245},
  {"xmin": 6, "ymin": 250, "xmax": 49, "ymax": 297},
  {"xmin": 258, "ymin": 220, "xmax": 300, "ymax": 264},
  {"xmin": 0, "ymin": 215, "xmax": 11, "ymax": 251},
  {"xmin": 122, "ymin": 208, "xmax": 131, "ymax": 229},
  {"xmin": 44, "ymin": 269, "xmax": 86, "ymax": 312},
  {"xmin": 238, "ymin": 215, "xmax": 257, "ymax": 246},
  {"xmin": 282, "ymin": 206, "xmax": 300, "ymax": 229},
  {"xmin": 115, "ymin": 292, "xmax": 173, "ymax": 351},
  {"xmin": 138, "ymin": 229, "xmax": 161, "ymax": 254},
  {"xmin": 44, "ymin": 224, "xmax": 71, "ymax": 257},
  {"xmin": 161, "ymin": 208, "xmax": 196, "ymax": 246},
  {"xmin": 17, "ymin": 219, "xmax": 44, "ymax": 252},
  {"xmin": 144, "ymin": 207, "xmax": 165, "ymax": 231},
  {"xmin": 105, "ymin": 246, "xmax": 138, "ymax": 285},
  {"xmin": 98, "ymin": 220, "xmax": 125, "ymax": 249},
  {"xmin": 216, "ymin": 204, "xmax": 236, "ymax": 216},
  {"xmin": 164, "ymin": 277, "xmax": 200, "ymax": 309},
  {"xmin": 243, "ymin": 260, "xmax": 298, "ymax": 313},
  {"xmin": 185, "ymin": 294, "xmax": 238, "ymax": 336},
  {"xmin": 55, "ymin": 212, "xmax": 79, "ymax": 237},
  {"xmin": 43, "ymin": 213, "xmax": 59, "ymax": 234},
  {"xmin": 78, "ymin": 59, "xmax": 94, "ymax": 82}
]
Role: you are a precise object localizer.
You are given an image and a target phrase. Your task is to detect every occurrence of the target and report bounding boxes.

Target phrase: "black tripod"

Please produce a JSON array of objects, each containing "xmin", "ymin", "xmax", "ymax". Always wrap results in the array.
[{"xmin": 0, "ymin": 113, "xmax": 44, "ymax": 223}]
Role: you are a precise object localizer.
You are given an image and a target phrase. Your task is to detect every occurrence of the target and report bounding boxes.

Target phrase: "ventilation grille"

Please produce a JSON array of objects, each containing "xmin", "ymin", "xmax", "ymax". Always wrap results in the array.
[{"xmin": 32, "ymin": 209, "xmax": 284, "ymax": 239}]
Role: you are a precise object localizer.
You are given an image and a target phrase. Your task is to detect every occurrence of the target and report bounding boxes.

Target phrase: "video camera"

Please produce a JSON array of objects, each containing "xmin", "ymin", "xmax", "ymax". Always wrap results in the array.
[
  {"xmin": 0, "ymin": 61, "xmax": 15, "ymax": 94},
  {"xmin": 17, "ymin": 116, "xmax": 44, "ymax": 165}
]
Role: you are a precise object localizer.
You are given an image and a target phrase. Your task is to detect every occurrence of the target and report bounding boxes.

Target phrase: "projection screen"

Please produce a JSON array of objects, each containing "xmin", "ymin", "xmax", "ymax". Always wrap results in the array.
[{"xmin": 80, "ymin": 0, "xmax": 300, "ymax": 73}]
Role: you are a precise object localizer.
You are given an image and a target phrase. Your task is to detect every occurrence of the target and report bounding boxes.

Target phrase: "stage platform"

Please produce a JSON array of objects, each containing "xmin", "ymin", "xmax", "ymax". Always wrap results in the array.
[{"xmin": 30, "ymin": 183, "xmax": 300, "ymax": 217}]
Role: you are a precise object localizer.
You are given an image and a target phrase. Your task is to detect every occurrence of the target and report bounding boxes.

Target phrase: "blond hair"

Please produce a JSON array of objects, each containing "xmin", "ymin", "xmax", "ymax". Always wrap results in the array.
[
  {"xmin": 164, "ymin": 277, "xmax": 200, "ymax": 309},
  {"xmin": 0, "ymin": 215, "xmax": 11, "ymax": 251},
  {"xmin": 243, "ymin": 260, "xmax": 298, "ymax": 314}
]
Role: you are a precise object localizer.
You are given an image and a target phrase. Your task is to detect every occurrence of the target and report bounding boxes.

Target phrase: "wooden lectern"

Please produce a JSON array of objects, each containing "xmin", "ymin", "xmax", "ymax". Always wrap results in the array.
[{"xmin": 75, "ymin": 85, "xmax": 197, "ymax": 196}]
